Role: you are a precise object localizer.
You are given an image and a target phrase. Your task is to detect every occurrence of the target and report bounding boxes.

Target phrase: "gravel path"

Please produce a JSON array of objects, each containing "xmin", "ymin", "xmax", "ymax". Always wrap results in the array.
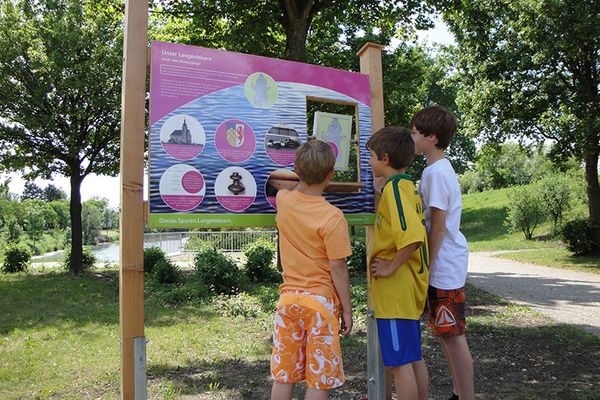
[{"xmin": 467, "ymin": 251, "xmax": 600, "ymax": 335}]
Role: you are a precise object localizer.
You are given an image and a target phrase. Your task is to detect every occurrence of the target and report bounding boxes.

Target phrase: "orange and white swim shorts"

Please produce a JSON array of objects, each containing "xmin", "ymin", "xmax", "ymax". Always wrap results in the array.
[{"xmin": 270, "ymin": 291, "xmax": 345, "ymax": 389}]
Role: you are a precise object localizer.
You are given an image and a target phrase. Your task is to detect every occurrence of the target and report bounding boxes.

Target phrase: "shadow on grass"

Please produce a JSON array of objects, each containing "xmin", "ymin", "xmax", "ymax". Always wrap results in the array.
[
  {"xmin": 461, "ymin": 206, "xmax": 509, "ymax": 242},
  {"xmin": 0, "ymin": 270, "xmax": 216, "ymax": 334}
]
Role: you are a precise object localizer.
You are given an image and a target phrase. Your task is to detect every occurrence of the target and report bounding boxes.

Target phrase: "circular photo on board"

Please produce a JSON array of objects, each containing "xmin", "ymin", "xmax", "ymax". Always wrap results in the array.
[
  {"xmin": 214, "ymin": 119, "xmax": 256, "ymax": 163},
  {"xmin": 159, "ymin": 114, "xmax": 206, "ymax": 161},
  {"xmin": 214, "ymin": 167, "xmax": 257, "ymax": 212},
  {"xmin": 159, "ymin": 164, "xmax": 206, "ymax": 211},
  {"xmin": 265, "ymin": 168, "xmax": 299, "ymax": 209},
  {"xmin": 264, "ymin": 125, "xmax": 302, "ymax": 166},
  {"xmin": 244, "ymin": 72, "xmax": 278, "ymax": 109}
]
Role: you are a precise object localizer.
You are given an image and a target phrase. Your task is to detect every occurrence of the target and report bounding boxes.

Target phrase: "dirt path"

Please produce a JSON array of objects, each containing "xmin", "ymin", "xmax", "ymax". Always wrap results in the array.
[{"xmin": 467, "ymin": 251, "xmax": 600, "ymax": 335}]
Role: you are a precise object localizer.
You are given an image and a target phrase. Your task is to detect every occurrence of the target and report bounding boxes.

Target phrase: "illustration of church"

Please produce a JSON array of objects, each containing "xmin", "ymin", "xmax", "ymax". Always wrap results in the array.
[{"xmin": 167, "ymin": 119, "xmax": 194, "ymax": 144}]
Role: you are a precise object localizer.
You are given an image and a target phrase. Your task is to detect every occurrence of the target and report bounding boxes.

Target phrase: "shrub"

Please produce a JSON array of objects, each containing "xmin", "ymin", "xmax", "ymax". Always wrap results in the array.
[
  {"xmin": 243, "ymin": 238, "xmax": 278, "ymax": 283},
  {"xmin": 537, "ymin": 173, "xmax": 572, "ymax": 234},
  {"xmin": 62, "ymin": 247, "xmax": 97, "ymax": 272},
  {"xmin": 194, "ymin": 244, "xmax": 241, "ymax": 295},
  {"xmin": 506, "ymin": 185, "xmax": 545, "ymax": 240},
  {"xmin": 1, "ymin": 244, "xmax": 31, "ymax": 273},
  {"xmin": 144, "ymin": 246, "xmax": 166, "ymax": 274},
  {"xmin": 562, "ymin": 218, "xmax": 600, "ymax": 256},
  {"xmin": 347, "ymin": 239, "xmax": 366, "ymax": 277},
  {"xmin": 213, "ymin": 292, "xmax": 263, "ymax": 318},
  {"xmin": 152, "ymin": 258, "xmax": 180, "ymax": 284},
  {"xmin": 458, "ymin": 170, "xmax": 486, "ymax": 194}
]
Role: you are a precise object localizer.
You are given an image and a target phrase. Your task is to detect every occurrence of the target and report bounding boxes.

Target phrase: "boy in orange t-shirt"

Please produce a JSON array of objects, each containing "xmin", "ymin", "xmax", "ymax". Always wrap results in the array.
[{"xmin": 271, "ymin": 139, "xmax": 353, "ymax": 400}]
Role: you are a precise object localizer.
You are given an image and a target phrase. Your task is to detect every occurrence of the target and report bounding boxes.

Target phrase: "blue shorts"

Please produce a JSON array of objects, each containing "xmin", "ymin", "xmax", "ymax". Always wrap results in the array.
[{"xmin": 376, "ymin": 319, "xmax": 422, "ymax": 367}]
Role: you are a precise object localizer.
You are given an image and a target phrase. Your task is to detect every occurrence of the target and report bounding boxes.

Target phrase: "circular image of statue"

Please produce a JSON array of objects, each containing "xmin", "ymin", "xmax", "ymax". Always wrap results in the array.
[
  {"xmin": 264, "ymin": 125, "xmax": 302, "ymax": 166},
  {"xmin": 244, "ymin": 72, "xmax": 278, "ymax": 109},
  {"xmin": 159, "ymin": 114, "xmax": 206, "ymax": 160},
  {"xmin": 214, "ymin": 119, "xmax": 256, "ymax": 163},
  {"xmin": 159, "ymin": 164, "xmax": 206, "ymax": 211},
  {"xmin": 214, "ymin": 167, "xmax": 257, "ymax": 212},
  {"xmin": 265, "ymin": 168, "xmax": 299, "ymax": 209}
]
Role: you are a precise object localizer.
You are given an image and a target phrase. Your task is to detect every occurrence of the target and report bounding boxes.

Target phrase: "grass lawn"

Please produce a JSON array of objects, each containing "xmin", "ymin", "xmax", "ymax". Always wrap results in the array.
[
  {"xmin": 461, "ymin": 188, "xmax": 599, "ymax": 273},
  {"xmin": 1, "ymin": 268, "xmax": 599, "ymax": 399}
]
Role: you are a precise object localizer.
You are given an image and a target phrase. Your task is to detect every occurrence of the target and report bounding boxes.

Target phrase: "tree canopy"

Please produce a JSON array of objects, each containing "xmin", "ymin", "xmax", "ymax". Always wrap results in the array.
[
  {"xmin": 436, "ymin": 0, "xmax": 600, "ymax": 226},
  {"xmin": 0, "ymin": 0, "xmax": 123, "ymax": 273}
]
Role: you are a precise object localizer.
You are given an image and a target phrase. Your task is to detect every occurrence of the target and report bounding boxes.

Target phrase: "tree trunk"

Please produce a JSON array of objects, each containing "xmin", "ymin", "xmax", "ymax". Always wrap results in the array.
[
  {"xmin": 283, "ymin": 18, "xmax": 309, "ymax": 62},
  {"xmin": 585, "ymin": 151, "xmax": 600, "ymax": 240},
  {"xmin": 69, "ymin": 173, "xmax": 84, "ymax": 275}
]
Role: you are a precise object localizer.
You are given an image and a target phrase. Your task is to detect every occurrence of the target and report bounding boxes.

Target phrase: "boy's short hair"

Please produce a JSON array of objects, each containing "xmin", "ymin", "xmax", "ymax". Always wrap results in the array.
[
  {"xmin": 294, "ymin": 139, "xmax": 336, "ymax": 185},
  {"xmin": 366, "ymin": 126, "xmax": 414, "ymax": 170},
  {"xmin": 410, "ymin": 105, "xmax": 457, "ymax": 149}
]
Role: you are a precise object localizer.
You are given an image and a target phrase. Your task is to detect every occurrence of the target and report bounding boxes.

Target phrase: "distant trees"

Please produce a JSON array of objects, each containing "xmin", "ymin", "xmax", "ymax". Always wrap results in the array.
[{"xmin": 0, "ymin": 0, "xmax": 123, "ymax": 274}]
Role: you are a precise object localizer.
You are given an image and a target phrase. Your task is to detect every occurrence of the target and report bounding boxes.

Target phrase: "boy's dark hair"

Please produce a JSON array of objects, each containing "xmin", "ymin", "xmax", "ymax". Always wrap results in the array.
[
  {"xmin": 410, "ymin": 105, "xmax": 457, "ymax": 149},
  {"xmin": 365, "ymin": 126, "xmax": 414, "ymax": 170},
  {"xmin": 294, "ymin": 139, "xmax": 336, "ymax": 185}
]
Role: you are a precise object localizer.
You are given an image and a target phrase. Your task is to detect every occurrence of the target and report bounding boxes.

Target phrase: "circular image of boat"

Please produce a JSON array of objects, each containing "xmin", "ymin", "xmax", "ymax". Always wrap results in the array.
[
  {"xmin": 265, "ymin": 168, "xmax": 299, "ymax": 209},
  {"xmin": 244, "ymin": 72, "xmax": 278, "ymax": 109},
  {"xmin": 264, "ymin": 125, "xmax": 302, "ymax": 166},
  {"xmin": 159, "ymin": 164, "xmax": 206, "ymax": 211},
  {"xmin": 214, "ymin": 166, "xmax": 257, "ymax": 212},
  {"xmin": 159, "ymin": 114, "xmax": 206, "ymax": 161}
]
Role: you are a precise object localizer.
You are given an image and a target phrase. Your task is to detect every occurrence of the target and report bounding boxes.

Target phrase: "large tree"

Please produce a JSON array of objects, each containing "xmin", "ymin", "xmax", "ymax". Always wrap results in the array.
[
  {"xmin": 152, "ymin": 0, "xmax": 433, "ymax": 62},
  {"xmin": 435, "ymin": 0, "xmax": 600, "ymax": 228},
  {"xmin": 0, "ymin": 0, "xmax": 123, "ymax": 274}
]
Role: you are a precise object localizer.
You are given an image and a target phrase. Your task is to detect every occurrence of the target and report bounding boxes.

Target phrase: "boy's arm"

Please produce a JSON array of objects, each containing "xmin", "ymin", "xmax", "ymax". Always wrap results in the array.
[
  {"xmin": 330, "ymin": 258, "xmax": 353, "ymax": 336},
  {"xmin": 370, "ymin": 242, "xmax": 421, "ymax": 278},
  {"xmin": 428, "ymin": 207, "xmax": 447, "ymax": 269}
]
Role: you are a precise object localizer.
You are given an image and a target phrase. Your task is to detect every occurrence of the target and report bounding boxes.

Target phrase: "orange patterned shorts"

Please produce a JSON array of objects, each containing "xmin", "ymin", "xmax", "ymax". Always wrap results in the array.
[
  {"xmin": 428, "ymin": 286, "xmax": 467, "ymax": 337},
  {"xmin": 270, "ymin": 292, "xmax": 345, "ymax": 389}
]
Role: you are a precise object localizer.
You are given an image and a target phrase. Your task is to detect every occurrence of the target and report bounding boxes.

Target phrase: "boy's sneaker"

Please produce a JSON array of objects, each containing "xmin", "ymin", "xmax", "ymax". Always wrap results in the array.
[{"xmin": 447, "ymin": 393, "xmax": 459, "ymax": 400}]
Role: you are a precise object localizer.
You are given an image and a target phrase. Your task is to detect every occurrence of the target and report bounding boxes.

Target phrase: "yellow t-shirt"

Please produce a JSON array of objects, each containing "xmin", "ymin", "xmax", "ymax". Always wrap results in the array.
[
  {"xmin": 276, "ymin": 189, "xmax": 352, "ymax": 302},
  {"xmin": 370, "ymin": 174, "xmax": 429, "ymax": 319}
]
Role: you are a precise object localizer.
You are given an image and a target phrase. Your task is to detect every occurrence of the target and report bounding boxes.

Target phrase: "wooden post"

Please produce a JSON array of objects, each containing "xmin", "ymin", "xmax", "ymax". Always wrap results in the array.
[
  {"xmin": 357, "ymin": 42, "xmax": 388, "ymax": 400},
  {"xmin": 119, "ymin": 1, "xmax": 148, "ymax": 399}
]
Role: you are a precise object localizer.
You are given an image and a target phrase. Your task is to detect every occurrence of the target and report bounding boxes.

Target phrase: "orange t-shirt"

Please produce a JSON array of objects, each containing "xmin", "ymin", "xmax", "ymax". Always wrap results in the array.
[{"xmin": 276, "ymin": 189, "xmax": 352, "ymax": 301}]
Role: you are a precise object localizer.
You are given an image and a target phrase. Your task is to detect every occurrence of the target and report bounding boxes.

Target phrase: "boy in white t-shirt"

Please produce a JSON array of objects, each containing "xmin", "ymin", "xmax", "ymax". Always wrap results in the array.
[{"xmin": 411, "ymin": 106, "xmax": 474, "ymax": 400}]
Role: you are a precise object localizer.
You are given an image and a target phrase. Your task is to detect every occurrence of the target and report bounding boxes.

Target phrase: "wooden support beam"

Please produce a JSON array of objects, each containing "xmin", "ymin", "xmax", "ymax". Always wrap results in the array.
[{"xmin": 119, "ymin": 1, "xmax": 148, "ymax": 399}]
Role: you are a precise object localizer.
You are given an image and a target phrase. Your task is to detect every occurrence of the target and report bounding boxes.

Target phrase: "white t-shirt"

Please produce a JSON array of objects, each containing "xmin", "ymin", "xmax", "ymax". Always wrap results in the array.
[{"xmin": 419, "ymin": 158, "xmax": 469, "ymax": 289}]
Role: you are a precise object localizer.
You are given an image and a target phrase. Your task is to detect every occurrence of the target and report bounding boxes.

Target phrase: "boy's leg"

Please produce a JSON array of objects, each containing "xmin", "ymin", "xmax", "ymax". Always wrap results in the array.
[
  {"xmin": 439, "ymin": 337, "xmax": 458, "ymax": 396},
  {"xmin": 412, "ymin": 359, "xmax": 429, "ymax": 400},
  {"xmin": 441, "ymin": 335, "xmax": 474, "ymax": 400},
  {"xmin": 391, "ymin": 364, "xmax": 418, "ymax": 400},
  {"xmin": 305, "ymin": 388, "xmax": 331, "ymax": 400},
  {"xmin": 271, "ymin": 382, "xmax": 295, "ymax": 400}
]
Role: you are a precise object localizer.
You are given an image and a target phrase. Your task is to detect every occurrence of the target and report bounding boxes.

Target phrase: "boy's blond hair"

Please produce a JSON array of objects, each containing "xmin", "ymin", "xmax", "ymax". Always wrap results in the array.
[{"xmin": 294, "ymin": 139, "xmax": 335, "ymax": 185}]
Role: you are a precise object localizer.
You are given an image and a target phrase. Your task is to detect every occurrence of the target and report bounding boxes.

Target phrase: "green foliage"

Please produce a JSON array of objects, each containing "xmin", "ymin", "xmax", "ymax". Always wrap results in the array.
[
  {"xmin": 62, "ymin": 247, "xmax": 96, "ymax": 272},
  {"xmin": 2, "ymin": 215, "xmax": 23, "ymax": 243},
  {"xmin": 562, "ymin": 219, "xmax": 600, "ymax": 257},
  {"xmin": 213, "ymin": 292, "xmax": 263, "ymax": 318},
  {"xmin": 82, "ymin": 201, "xmax": 102, "ymax": 245},
  {"xmin": 152, "ymin": 258, "xmax": 180, "ymax": 285},
  {"xmin": 243, "ymin": 239, "xmax": 278, "ymax": 283},
  {"xmin": 1, "ymin": 243, "xmax": 31, "ymax": 273},
  {"xmin": 49, "ymin": 200, "xmax": 70, "ymax": 230},
  {"xmin": 458, "ymin": 170, "xmax": 486, "ymax": 194},
  {"xmin": 506, "ymin": 186, "xmax": 545, "ymax": 240},
  {"xmin": 347, "ymin": 239, "xmax": 367, "ymax": 277},
  {"xmin": 537, "ymin": 173, "xmax": 572, "ymax": 234},
  {"xmin": 144, "ymin": 246, "xmax": 166, "ymax": 275},
  {"xmin": 194, "ymin": 244, "xmax": 241, "ymax": 295},
  {"xmin": 250, "ymin": 285, "xmax": 280, "ymax": 314},
  {"xmin": 43, "ymin": 184, "xmax": 67, "ymax": 202}
]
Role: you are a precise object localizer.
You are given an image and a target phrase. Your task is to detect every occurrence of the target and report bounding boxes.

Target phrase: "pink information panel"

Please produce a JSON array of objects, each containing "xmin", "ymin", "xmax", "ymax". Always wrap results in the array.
[{"xmin": 148, "ymin": 41, "xmax": 375, "ymax": 228}]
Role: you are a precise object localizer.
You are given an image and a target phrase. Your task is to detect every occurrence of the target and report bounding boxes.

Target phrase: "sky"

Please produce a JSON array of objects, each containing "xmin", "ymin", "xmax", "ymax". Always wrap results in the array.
[{"xmin": 3, "ymin": 16, "xmax": 455, "ymax": 209}]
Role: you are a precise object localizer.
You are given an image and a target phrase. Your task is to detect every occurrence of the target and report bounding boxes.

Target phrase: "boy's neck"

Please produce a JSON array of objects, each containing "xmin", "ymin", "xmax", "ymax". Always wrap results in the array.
[
  {"xmin": 295, "ymin": 181, "xmax": 327, "ymax": 196},
  {"xmin": 424, "ymin": 147, "xmax": 445, "ymax": 166},
  {"xmin": 381, "ymin": 167, "xmax": 407, "ymax": 181}
]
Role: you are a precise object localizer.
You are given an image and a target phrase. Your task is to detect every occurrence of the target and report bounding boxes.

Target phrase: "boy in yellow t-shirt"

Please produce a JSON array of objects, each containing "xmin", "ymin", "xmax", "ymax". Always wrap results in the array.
[
  {"xmin": 367, "ymin": 127, "xmax": 429, "ymax": 400},
  {"xmin": 270, "ymin": 139, "xmax": 353, "ymax": 400}
]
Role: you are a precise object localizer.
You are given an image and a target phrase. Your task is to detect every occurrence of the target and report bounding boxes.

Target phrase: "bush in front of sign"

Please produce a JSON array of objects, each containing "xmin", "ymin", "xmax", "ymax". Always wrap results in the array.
[{"xmin": 194, "ymin": 243, "xmax": 241, "ymax": 295}]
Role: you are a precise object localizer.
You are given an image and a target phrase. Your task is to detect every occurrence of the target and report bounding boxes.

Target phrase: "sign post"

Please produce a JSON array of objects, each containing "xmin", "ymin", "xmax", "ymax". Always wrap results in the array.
[{"xmin": 119, "ymin": 1, "xmax": 148, "ymax": 399}]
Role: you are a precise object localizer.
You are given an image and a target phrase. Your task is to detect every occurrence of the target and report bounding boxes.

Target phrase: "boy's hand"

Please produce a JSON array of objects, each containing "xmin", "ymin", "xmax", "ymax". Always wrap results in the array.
[
  {"xmin": 370, "ymin": 258, "xmax": 394, "ymax": 278},
  {"xmin": 340, "ymin": 310, "xmax": 353, "ymax": 336}
]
